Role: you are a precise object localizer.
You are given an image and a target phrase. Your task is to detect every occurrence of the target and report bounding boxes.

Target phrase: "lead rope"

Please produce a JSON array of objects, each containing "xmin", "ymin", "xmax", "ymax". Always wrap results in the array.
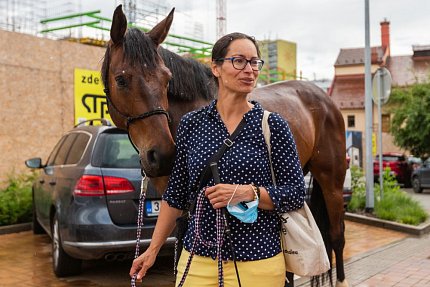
[
  {"xmin": 131, "ymin": 175, "xmax": 148, "ymax": 287},
  {"xmin": 177, "ymin": 190, "xmax": 227, "ymax": 287}
]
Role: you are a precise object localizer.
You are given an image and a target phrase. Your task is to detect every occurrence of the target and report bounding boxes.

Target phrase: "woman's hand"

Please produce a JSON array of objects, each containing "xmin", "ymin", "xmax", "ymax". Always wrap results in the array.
[
  {"xmin": 205, "ymin": 184, "xmax": 254, "ymax": 209},
  {"xmin": 129, "ymin": 248, "xmax": 157, "ymax": 281},
  {"xmin": 129, "ymin": 201, "xmax": 182, "ymax": 281}
]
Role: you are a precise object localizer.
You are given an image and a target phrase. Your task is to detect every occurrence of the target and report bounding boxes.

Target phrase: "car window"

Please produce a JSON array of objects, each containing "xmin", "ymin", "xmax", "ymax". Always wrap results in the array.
[
  {"xmin": 46, "ymin": 136, "xmax": 66, "ymax": 166},
  {"xmin": 381, "ymin": 155, "xmax": 403, "ymax": 162},
  {"xmin": 97, "ymin": 133, "xmax": 140, "ymax": 168},
  {"xmin": 65, "ymin": 133, "xmax": 90, "ymax": 165},
  {"xmin": 53, "ymin": 134, "xmax": 78, "ymax": 166}
]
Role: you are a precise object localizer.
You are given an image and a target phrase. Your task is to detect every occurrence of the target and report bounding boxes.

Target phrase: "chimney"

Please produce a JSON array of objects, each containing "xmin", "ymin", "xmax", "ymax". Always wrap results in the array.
[
  {"xmin": 371, "ymin": 47, "xmax": 379, "ymax": 64},
  {"xmin": 380, "ymin": 19, "xmax": 390, "ymax": 56}
]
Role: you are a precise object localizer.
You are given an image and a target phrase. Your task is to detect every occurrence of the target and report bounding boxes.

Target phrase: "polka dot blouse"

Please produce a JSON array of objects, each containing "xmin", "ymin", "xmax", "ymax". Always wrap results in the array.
[{"xmin": 162, "ymin": 100, "xmax": 305, "ymax": 261}]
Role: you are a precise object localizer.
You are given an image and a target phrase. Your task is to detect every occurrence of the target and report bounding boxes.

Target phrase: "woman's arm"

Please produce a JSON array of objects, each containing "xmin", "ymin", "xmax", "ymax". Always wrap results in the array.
[
  {"xmin": 129, "ymin": 200, "xmax": 182, "ymax": 280},
  {"xmin": 264, "ymin": 112, "xmax": 305, "ymax": 212},
  {"xmin": 130, "ymin": 115, "xmax": 193, "ymax": 280}
]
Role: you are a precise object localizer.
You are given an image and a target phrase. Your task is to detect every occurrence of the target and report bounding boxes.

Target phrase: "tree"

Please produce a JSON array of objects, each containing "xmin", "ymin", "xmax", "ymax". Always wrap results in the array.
[{"xmin": 388, "ymin": 81, "xmax": 430, "ymax": 160}]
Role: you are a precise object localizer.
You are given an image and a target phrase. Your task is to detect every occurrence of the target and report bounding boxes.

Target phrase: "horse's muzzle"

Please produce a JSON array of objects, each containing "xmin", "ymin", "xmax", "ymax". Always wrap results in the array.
[{"xmin": 141, "ymin": 148, "xmax": 174, "ymax": 177}]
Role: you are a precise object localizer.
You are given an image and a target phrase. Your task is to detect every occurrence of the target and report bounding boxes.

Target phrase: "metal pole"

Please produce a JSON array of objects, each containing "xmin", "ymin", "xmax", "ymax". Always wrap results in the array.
[
  {"xmin": 377, "ymin": 69, "xmax": 384, "ymax": 199},
  {"xmin": 216, "ymin": 0, "xmax": 226, "ymax": 39},
  {"xmin": 364, "ymin": 0, "xmax": 374, "ymax": 212}
]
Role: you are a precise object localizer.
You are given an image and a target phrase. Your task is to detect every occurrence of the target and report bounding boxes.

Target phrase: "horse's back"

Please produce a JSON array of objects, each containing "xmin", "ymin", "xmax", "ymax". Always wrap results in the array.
[{"xmin": 250, "ymin": 80, "xmax": 345, "ymax": 168}]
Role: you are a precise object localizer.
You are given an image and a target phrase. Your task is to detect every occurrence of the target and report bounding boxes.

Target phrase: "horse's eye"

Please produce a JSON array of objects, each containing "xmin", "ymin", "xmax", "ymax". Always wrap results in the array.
[{"xmin": 115, "ymin": 76, "xmax": 127, "ymax": 88}]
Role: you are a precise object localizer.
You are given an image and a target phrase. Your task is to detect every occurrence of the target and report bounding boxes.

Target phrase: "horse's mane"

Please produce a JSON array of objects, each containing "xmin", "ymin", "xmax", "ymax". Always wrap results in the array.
[{"xmin": 101, "ymin": 28, "xmax": 215, "ymax": 102}]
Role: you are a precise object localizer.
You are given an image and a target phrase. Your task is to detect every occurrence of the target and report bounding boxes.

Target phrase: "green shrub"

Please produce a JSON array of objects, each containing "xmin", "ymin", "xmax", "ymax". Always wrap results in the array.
[
  {"xmin": 374, "ymin": 169, "xmax": 428, "ymax": 225},
  {"xmin": 347, "ymin": 167, "xmax": 428, "ymax": 226},
  {"xmin": 347, "ymin": 165, "xmax": 366, "ymax": 212},
  {"xmin": 0, "ymin": 172, "xmax": 35, "ymax": 226}
]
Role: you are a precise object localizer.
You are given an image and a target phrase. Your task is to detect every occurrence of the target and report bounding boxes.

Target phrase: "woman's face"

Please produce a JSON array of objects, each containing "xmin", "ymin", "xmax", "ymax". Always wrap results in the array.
[{"xmin": 212, "ymin": 39, "xmax": 260, "ymax": 95}]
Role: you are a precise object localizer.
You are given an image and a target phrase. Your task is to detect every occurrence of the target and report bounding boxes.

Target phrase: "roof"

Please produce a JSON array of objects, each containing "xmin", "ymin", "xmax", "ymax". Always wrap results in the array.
[
  {"xmin": 329, "ymin": 74, "xmax": 365, "ymax": 109},
  {"xmin": 387, "ymin": 55, "xmax": 430, "ymax": 87},
  {"xmin": 335, "ymin": 47, "xmax": 384, "ymax": 66}
]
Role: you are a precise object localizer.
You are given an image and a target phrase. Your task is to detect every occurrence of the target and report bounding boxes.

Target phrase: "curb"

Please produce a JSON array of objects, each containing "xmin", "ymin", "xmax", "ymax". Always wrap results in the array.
[
  {"xmin": 345, "ymin": 212, "xmax": 430, "ymax": 236},
  {"xmin": 0, "ymin": 222, "xmax": 32, "ymax": 235}
]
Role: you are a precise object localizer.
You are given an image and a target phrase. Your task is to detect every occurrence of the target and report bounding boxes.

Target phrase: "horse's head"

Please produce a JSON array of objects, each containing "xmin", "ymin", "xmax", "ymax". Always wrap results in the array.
[{"xmin": 101, "ymin": 5, "xmax": 176, "ymax": 177}]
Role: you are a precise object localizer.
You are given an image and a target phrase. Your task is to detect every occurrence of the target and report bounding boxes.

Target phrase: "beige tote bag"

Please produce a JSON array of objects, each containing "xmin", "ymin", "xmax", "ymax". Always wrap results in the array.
[{"xmin": 262, "ymin": 110, "xmax": 330, "ymax": 277}]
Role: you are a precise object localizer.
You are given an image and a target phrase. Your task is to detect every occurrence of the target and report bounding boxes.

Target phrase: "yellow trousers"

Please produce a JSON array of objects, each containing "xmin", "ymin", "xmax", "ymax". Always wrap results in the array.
[{"xmin": 175, "ymin": 249, "xmax": 286, "ymax": 287}]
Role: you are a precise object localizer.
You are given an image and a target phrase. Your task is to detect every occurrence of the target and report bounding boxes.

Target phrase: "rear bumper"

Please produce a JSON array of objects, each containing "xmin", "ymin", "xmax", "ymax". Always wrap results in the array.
[
  {"xmin": 62, "ymin": 237, "xmax": 176, "ymax": 260},
  {"xmin": 59, "ymin": 204, "xmax": 174, "ymax": 260}
]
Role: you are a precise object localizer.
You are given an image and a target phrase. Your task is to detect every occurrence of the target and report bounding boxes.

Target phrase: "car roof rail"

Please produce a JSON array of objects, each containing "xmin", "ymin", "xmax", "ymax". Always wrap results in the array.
[{"xmin": 74, "ymin": 118, "xmax": 112, "ymax": 127}]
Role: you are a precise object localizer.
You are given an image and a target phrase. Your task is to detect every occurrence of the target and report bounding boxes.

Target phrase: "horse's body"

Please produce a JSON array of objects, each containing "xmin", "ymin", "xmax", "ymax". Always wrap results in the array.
[{"xmin": 102, "ymin": 5, "xmax": 348, "ymax": 287}]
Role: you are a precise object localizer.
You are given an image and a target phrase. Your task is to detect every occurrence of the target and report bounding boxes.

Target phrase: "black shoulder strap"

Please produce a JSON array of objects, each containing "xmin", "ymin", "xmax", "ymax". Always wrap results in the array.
[{"xmin": 189, "ymin": 118, "xmax": 246, "ymax": 213}]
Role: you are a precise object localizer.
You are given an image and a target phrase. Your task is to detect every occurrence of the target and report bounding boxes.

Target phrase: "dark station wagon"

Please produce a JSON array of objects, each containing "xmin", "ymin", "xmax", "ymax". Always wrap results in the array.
[{"xmin": 25, "ymin": 120, "xmax": 175, "ymax": 277}]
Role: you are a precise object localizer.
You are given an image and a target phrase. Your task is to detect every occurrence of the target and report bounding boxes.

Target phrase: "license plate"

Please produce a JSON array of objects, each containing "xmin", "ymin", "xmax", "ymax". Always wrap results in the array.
[{"xmin": 145, "ymin": 200, "xmax": 161, "ymax": 217}]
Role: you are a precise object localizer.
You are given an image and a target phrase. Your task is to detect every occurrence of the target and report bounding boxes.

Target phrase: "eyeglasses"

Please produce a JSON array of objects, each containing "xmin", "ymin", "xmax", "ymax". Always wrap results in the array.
[{"xmin": 217, "ymin": 56, "xmax": 264, "ymax": 71}]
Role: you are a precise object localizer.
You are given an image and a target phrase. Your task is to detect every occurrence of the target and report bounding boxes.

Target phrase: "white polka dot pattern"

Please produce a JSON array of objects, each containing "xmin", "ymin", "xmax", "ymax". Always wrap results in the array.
[{"xmin": 162, "ymin": 100, "xmax": 305, "ymax": 261}]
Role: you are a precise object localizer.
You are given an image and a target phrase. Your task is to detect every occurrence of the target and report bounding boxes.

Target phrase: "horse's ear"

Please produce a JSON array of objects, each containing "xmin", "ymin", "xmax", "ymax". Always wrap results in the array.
[
  {"xmin": 110, "ymin": 5, "xmax": 127, "ymax": 44},
  {"xmin": 148, "ymin": 8, "xmax": 175, "ymax": 46}
]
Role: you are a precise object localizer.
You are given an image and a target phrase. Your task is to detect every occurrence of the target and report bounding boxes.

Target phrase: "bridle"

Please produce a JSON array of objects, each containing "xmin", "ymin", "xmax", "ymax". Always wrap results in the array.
[
  {"xmin": 103, "ymin": 87, "xmax": 171, "ymax": 172},
  {"xmin": 103, "ymin": 87, "xmax": 171, "ymax": 130}
]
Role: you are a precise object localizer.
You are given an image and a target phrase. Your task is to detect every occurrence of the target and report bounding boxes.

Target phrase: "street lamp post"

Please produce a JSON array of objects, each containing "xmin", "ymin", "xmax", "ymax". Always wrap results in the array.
[{"xmin": 364, "ymin": 0, "xmax": 374, "ymax": 212}]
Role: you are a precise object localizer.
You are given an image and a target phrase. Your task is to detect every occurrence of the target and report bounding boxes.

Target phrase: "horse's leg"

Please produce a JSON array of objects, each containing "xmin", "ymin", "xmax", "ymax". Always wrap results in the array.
[
  {"xmin": 285, "ymin": 272, "xmax": 294, "ymax": 287},
  {"xmin": 310, "ymin": 155, "xmax": 349, "ymax": 287}
]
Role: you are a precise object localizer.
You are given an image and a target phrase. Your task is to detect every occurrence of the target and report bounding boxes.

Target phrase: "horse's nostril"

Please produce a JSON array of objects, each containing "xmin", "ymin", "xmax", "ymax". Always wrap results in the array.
[{"xmin": 147, "ymin": 149, "xmax": 159, "ymax": 166}]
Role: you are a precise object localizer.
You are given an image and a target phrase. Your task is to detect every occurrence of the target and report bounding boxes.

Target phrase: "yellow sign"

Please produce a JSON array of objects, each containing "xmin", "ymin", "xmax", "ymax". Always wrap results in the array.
[
  {"xmin": 74, "ymin": 68, "xmax": 112, "ymax": 126},
  {"xmin": 372, "ymin": 133, "xmax": 377, "ymax": 156}
]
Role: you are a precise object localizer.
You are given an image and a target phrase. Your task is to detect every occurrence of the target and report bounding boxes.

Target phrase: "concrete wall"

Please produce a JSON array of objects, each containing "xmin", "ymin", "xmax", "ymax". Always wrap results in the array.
[{"xmin": 0, "ymin": 30, "xmax": 105, "ymax": 183}]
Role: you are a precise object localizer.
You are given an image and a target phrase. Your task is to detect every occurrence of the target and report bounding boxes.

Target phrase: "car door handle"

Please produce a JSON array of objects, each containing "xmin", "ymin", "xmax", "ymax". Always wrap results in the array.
[{"xmin": 49, "ymin": 181, "xmax": 56, "ymax": 186}]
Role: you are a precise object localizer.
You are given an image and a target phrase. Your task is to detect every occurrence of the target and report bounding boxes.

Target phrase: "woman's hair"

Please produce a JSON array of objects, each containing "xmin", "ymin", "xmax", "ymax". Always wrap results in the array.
[{"xmin": 211, "ymin": 32, "xmax": 261, "ymax": 62}]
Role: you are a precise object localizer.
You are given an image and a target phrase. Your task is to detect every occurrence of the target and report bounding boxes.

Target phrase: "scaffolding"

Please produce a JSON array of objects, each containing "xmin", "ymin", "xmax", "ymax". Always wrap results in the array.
[
  {"xmin": 0, "ymin": 0, "xmax": 75, "ymax": 35},
  {"xmin": 39, "ymin": 9, "xmax": 212, "ymax": 59},
  {"xmin": 0, "ymin": 0, "xmax": 212, "ymax": 60}
]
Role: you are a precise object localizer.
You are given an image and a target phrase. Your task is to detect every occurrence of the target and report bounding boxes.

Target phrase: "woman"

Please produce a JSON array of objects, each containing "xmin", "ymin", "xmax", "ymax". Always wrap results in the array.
[{"xmin": 130, "ymin": 32, "xmax": 305, "ymax": 287}]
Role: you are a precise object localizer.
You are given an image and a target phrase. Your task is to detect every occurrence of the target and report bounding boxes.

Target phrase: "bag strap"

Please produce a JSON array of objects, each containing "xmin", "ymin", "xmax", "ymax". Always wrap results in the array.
[
  {"xmin": 262, "ymin": 110, "xmax": 276, "ymax": 186},
  {"xmin": 189, "ymin": 118, "xmax": 247, "ymax": 214}
]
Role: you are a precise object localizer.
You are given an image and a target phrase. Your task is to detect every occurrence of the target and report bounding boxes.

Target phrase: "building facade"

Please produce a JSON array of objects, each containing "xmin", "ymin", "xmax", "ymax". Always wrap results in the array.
[
  {"xmin": 329, "ymin": 20, "xmax": 430, "ymax": 167},
  {"xmin": 258, "ymin": 39, "xmax": 297, "ymax": 85}
]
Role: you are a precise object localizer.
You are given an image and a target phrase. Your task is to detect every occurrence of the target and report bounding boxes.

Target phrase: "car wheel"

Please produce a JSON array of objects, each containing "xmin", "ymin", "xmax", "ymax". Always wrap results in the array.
[
  {"xmin": 52, "ymin": 213, "xmax": 82, "ymax": 277},
  {"xmin": 412, "ymin": 177, "xmax": 423, "ymax": 193},
  {"xmin": 403, "ymin": 177, "xmax": 412, "ymax": 188},
  {"xmin": 32, "ymin": 194, "xmax": 45, "ymax": 235}
]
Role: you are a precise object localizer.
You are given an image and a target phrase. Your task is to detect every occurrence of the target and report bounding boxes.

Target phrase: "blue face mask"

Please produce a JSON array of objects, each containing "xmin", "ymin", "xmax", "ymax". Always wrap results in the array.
[{"xmin": 226, "ymin": 200, "xmax": 259, "ymax": 223}]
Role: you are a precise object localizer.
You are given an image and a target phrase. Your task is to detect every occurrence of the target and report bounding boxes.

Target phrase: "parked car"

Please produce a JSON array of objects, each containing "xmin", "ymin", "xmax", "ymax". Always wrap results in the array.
[
  {"xmin": 373, "ymin": 152, "xmax": 412, "ymax": 187},
  {"xmin": 408, "ymin": 156, "xmax": 423, "ymax": 171},
  {"xmin": 411, "ymin": 158, "xmax": 430, "ymax": 193},
  {"xmin": 25, "ymin": 119, "xmax": 175, "ymax": 277}
]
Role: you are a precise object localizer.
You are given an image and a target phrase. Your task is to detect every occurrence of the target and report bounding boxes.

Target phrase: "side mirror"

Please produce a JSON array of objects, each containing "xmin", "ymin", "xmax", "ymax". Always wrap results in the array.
[{"xmin": 25, "ymin": 158, "xmax": 44, "ymax": 169}]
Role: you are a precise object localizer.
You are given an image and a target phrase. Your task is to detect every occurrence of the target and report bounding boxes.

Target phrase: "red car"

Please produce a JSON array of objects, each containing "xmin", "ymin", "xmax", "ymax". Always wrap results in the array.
[{"xmin": 373, "ymin": 152, "xmax": 412, "ymax": 187}]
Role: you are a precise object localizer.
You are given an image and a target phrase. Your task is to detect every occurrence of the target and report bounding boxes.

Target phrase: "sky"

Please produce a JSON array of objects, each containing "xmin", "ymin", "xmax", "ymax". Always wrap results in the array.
[{"xmin": 83, "ymin": 0, "xmax": 430, "ymax": 81}]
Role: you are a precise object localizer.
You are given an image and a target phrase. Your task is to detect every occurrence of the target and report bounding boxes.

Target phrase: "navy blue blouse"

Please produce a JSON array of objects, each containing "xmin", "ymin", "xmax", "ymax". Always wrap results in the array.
[{"xmin": 162, "ymin": 100, "xmax": 305, "ymax": 261}]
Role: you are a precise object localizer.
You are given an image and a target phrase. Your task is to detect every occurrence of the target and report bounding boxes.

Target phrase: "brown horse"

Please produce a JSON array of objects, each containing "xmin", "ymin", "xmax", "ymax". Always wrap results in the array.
[{"xmin": 102, "ymin": 5, "xmax": 348, "ymax": 287}]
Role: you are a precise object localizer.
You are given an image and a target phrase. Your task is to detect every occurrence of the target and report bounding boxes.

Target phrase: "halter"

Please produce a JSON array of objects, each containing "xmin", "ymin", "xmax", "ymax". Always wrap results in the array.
[{"xmin": 103, "ymin": 88, "xmax": 171, "ymax": 129}]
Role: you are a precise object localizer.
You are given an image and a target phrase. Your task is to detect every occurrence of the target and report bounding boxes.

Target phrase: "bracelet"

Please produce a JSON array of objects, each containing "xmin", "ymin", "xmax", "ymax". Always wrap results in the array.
[
  {"xmin": 227, "ymin": 184, "xmax": 240, "ymax": 206},
  {"xmin": 250, "ymin": 183, "xmax": 260, "ymax": 200}
]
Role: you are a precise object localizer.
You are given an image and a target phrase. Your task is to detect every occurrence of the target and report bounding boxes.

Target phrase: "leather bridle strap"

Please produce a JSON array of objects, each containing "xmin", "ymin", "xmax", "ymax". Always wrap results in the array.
[{"xmin": 103, "ymin": 88, "xmax": 171, "ymax": 129}]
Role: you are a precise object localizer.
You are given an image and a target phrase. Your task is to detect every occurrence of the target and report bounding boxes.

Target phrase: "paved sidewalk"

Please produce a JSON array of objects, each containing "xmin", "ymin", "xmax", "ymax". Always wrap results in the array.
[{"xmin": 297, "ymin": 234, "xmax": 430, "ymax": 287}]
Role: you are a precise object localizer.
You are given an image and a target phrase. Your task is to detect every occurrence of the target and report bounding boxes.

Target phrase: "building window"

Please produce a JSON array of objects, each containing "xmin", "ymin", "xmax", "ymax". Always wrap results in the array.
[
  {"xmin": 347, "ymin": 115, "xmax": 355, "ymax": 128},
  {"xmin": 382, "ymin": 114, "xmax": 390, "ymax": 132}
]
